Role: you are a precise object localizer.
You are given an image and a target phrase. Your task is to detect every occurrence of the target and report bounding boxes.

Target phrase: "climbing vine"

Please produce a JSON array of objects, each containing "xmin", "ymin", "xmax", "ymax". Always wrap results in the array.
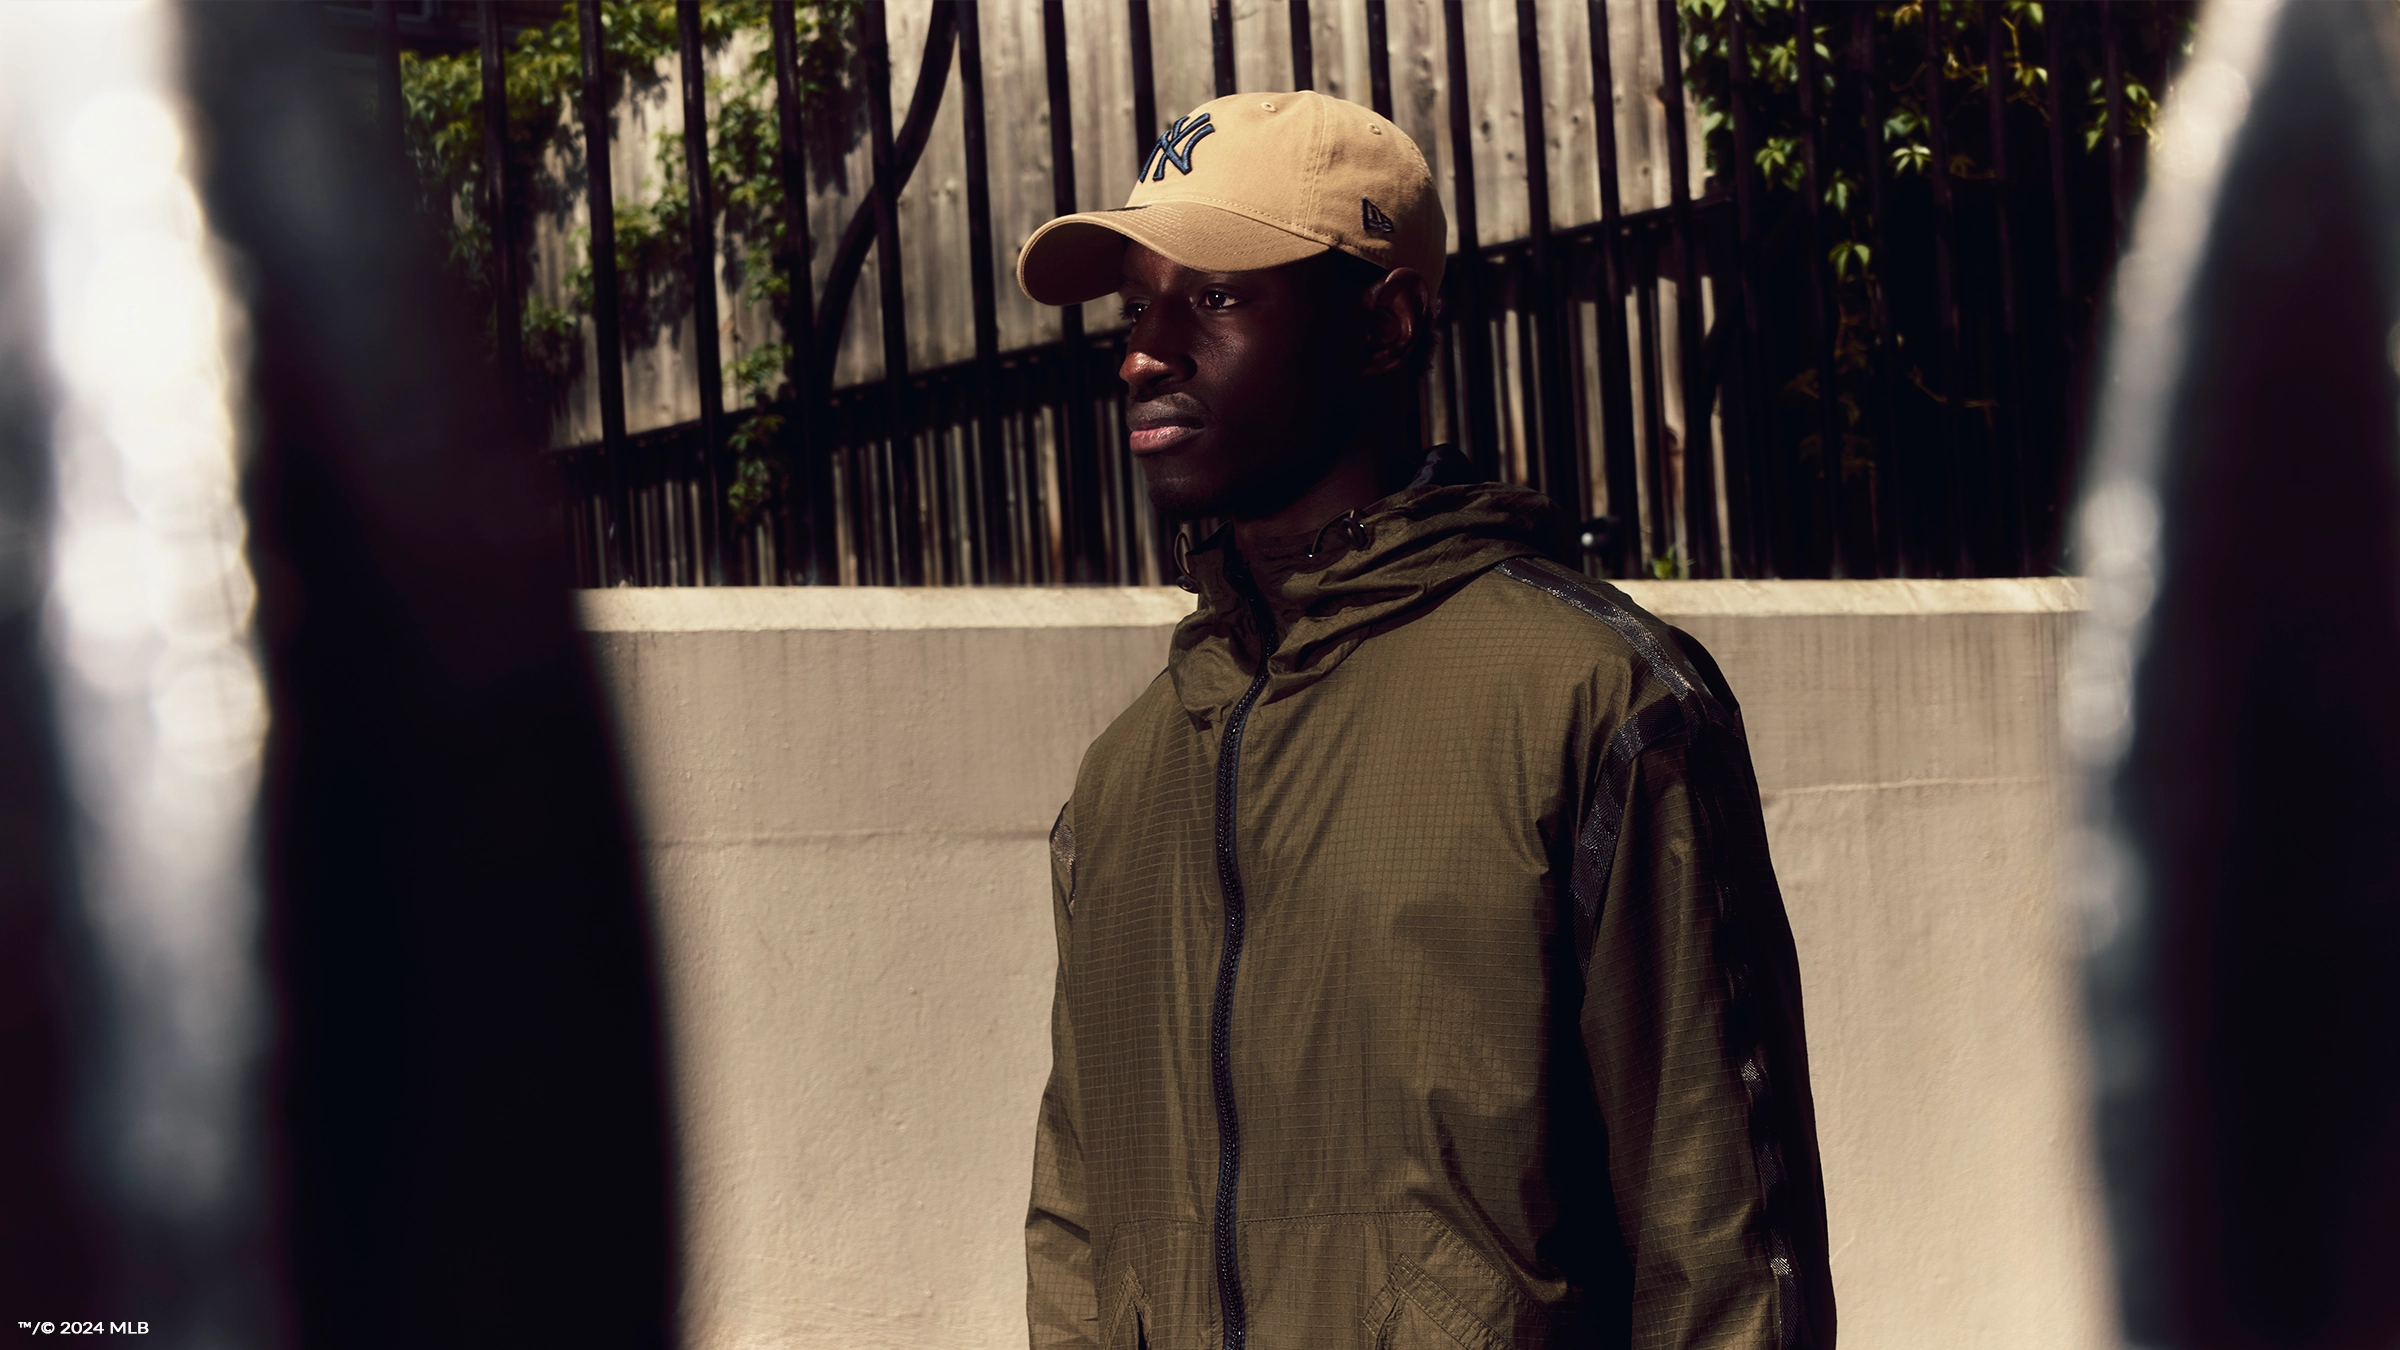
[
  {"xmin": 1672, "ymin": 0, "xmax": 2192, "ymax": 473},
  {"xmin": 399, "ymin": 0, "xmax": 856, "ymax": 521}
]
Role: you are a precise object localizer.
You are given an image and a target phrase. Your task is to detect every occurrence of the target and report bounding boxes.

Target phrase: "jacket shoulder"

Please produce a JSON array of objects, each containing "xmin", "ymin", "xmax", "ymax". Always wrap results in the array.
[{"xmin": 1475, "ymin": 558, "xmax": 1744, "ymax": 729}]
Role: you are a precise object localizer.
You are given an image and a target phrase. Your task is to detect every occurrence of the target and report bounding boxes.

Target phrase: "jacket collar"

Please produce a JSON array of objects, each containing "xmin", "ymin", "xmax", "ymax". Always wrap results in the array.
[{"xmin": 1168, "ymin": 446, "xmax": 1572, "ymax": 718}]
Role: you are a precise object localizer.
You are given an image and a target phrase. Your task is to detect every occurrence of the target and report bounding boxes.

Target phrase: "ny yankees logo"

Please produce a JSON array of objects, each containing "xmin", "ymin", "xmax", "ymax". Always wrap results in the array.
[{"xmin": 1141, "ymin": 113, "xmax": 1216, "ymax": 182}]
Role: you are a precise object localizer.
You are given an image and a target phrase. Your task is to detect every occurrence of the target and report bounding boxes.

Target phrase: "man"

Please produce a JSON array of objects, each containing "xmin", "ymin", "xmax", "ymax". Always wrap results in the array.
[{"xmin": 1016, "ymin": 90, "xmax": 1833, "ymax": 1350}]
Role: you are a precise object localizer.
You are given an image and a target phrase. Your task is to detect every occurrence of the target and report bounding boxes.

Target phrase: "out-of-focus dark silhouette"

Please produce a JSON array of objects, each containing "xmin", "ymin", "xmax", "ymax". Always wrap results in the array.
[
  {"xmin": 2075, "ymin": 3, "xmax": 2400, "ymax": 1347},
  {"xmin": 0, "ymin": 3, "xmax": 674, "ymax": 1345}
]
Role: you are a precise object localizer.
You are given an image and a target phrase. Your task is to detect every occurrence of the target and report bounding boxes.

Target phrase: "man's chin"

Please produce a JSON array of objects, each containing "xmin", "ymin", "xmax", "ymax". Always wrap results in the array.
[{"xmin": 1138, "ymin": 467, "xmax": 1233, "ymax": 524}]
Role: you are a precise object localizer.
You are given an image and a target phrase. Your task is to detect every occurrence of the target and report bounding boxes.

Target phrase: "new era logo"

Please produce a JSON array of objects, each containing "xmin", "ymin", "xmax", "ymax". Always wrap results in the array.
[{"xmin": 1361, "ymin": 198, "xmax": 1396, "ymax": 233}]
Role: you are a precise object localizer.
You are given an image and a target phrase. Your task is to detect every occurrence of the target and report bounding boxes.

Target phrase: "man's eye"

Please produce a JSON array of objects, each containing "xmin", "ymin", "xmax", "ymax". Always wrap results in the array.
[
  {"xmin": 1199, "ymin": 289, "xmax": 1235, "ymax": 310},
  {"xmin": 1118, "ymin": 300, "xmax": 1147, "ymax": 322}
]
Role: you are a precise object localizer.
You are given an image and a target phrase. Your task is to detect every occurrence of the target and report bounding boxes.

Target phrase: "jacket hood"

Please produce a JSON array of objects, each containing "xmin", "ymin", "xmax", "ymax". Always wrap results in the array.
[{"xmin": 1169, "ymin": 446, "xmax": 1574, "ymax": 716}]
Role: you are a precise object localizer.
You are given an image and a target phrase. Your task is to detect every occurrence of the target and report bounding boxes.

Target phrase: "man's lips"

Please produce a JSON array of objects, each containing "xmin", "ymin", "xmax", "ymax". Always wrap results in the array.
[{"xmin": 1128, "ymin": 421, "xmax": 1200, "ymax": 454}]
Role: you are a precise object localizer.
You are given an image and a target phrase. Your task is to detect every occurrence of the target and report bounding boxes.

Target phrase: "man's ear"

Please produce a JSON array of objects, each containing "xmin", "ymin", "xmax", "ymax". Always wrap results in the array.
[{"xmin": 1361, "ymin": 267, "xmax": 1432, "ymax": 378}]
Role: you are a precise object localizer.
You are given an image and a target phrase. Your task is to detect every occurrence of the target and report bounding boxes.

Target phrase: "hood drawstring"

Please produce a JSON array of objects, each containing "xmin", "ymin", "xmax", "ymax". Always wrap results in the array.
[
  {"xmin": 1307, "ymin": 509, "xmax": 1371, "ymax": 560},
  {"xmin": 1173, "ymin": 528, "xmax": 1201, "ymax": 593}
]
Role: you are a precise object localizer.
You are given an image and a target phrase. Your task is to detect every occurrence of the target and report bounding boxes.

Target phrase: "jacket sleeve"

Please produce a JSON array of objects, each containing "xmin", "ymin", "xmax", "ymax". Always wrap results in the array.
[
  {"xmin": 1028, "ymin": 800, "xmax": 1100, "ymax": 1348},
  {"xmin": 1579, "ymin": 710, "xmax": 1836, "ymax": 1350}
]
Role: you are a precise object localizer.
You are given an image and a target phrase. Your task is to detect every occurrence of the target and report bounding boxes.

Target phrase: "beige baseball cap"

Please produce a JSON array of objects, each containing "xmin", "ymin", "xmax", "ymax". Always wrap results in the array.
[{"xmin": 1015, "ymin": 89, "xmax": 1446, "ymax": 306}]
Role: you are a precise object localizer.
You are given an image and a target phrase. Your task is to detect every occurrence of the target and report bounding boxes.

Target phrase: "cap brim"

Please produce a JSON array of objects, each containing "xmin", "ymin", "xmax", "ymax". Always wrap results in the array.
[{"xmin": 1015, "ymin": 200, "xmax": 1333, "ymax": 306}]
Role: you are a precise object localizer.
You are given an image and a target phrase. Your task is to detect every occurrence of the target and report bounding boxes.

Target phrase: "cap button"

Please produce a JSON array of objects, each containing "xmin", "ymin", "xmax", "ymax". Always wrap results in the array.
[{"xmin": 1260, "ymin": 101, "xmax": 1276, "ymax": 112}]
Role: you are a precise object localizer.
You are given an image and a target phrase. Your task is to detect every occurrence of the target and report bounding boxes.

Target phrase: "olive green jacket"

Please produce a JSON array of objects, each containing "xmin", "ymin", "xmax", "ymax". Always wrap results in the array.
[{"xmin": 1030, "ymin": 464, "xmax": 1833, "ymax": 1350}]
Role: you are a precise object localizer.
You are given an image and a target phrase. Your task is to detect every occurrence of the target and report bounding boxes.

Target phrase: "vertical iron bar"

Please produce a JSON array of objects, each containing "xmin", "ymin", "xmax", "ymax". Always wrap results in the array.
[
  {"xmin": 1586, "ymin": 0, "xmax": 1639, "ymax": 579},
  {"xmin": 1043, "ymin": 0, "xmax": 1103, "ymax": 581},
  {"xmin": 2046, "ymin": 4, "xmax": 2074, "ymax": 302},
  {"xmin": 1441, "ymin": 0, "xmax": 1500, "ymax": 475},
  {"xmin": 1128, "ymin": 0, "xmax": 1167, "ymax": 582},
  {"xmin": 1130, "ymin": 0, "xmax": 1159, "ymax": 152},
  {"xmin": 2045, "ymin": 0, "xmax": 2081, "ymax": 572},
  {"xmin": 1985, "ymin": 0, "xmax": 2029, "ymax": 574},
  {"xmin": 769, "ymin": 0, "xmax": 825, "ymax": 585},
  {"xmin": 1636, "ymin": 249, "xmax": 1670, "ymax": 567},
  {"xmin": 960, "ymin": 0, "xmax": 1008, "ymax": 585},
  {"xmin": 1722, "ymin": 0, "xmax": 1764, "ymax": 576},
  {"xmin": 1366, "ymin": 0, "xmax": 1394, "ymax": 119},
  {"xmin": 676, "ymin": 0, "xmax": 728, "ymax": 584},
  {"xmin": 1921, "ymin": 0, "xmax": 1967, "ymax": 575},
  {"xmin": 1212, "ymin": 0, "xmax": 1238, "ymax": 98},
  {"xmin": 1794, "ymin": 0, "xmax": 1842, "ymax": 577},
  {"xmin": 1290, "ymin": 0, "xmax": 1314, "ymax": 90},
  {"xmin": 579, "ymin": 0, "xmax": 632, "ymax": 585},
  {"xmin": 1855, "ymin": 7, "xmax": 1903, "ymax": 576},
  {"xmin": 1654, "ymin": 0, "xmax": 1717, "ymax": 576},
  {"xmin": 477, "ymin": 3, "xmax": 524, "ymax": 416},
  {"xmin": 1516, "ymin": 0, "xmax": 1577, "ymax": 524},
  {"xmin": 375, "ymin": 0, "xmax": 403, "ymax": 162},
  {"xmin": 862, "ymin": 0, "xmax": 920, "ymax": 585},
  {"xmin": 2102, "ymin": 0, "xmax": 2125, "ymax": 252}
]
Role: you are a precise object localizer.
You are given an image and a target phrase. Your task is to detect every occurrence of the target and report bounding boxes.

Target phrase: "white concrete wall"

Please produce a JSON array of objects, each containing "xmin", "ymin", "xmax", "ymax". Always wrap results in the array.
[{"xmin": 579, "ymin": 578, "xmax": 2113, "ymax": 1350}]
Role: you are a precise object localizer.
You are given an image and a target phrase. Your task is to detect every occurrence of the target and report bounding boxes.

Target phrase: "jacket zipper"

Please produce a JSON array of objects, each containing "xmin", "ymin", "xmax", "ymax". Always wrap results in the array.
[{"xmin": 1209, "ymin": 586, "xmax": 1278, "ymax": 1350}]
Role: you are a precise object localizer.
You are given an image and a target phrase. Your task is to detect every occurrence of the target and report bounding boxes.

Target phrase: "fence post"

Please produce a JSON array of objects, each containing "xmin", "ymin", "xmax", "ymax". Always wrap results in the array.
[
  {"xmin": 1721, "ymin": 0, "xmax": 1764, "ymax": 577},
  {"xmin": 1854, "ymin": 7, "xmax": 1905, "ymax": 577},
  {"xmin": 2045, "ymin": 0, "xmax": 2083, "ymax": 570},
  {"xmin": 1515, "ymin": 0, "xmax": 1578, "ymax": 526},
  {"xmin": 1584, "ymin": 0, "xmax": 1639, "ymax": 579},
  {"xmin": 1042, "ymin": 0, "xmax": 1103, "ymax": 582},
  {"xmin": 1653, "ymin": 0, "xmax": 1718, "ymax": 577},
  {"xmin": 1212, "ymin": 0, "xmax": 1237, "ymax": 97},
  {"xmin": 579, "ymin": 0, "xmax": 634, "ymax": 585},
  {"xmin": 1289, "ymin": 0, "xmax": 1314, "ymax": 90},
  {"xmin": 477, "ymin": 3, "xmax": 524, "ymax": 424},
  {"xmin": 958, "ymin": 0, "xmax": 1007, "ymax": 585},
  {"xmin": 767, "ymin": 0, "xmax": 824, "ymax": 585},
  {"xmin": 1920, "ymin": 0, "xmax": 1968, "ymax": 576},
  {"xmin": 1366, "ymin": 0, "xmax": 1394, "ymax": 119},
  {"xmin": 1129, "ymin": 0, "xmax": 1159, "ymax": 153},
  {"xmin": 862, "ymin": 0, "xmax": 923, "ymax": 584},
  {"xmin": 1440, "ymin": 0, "xmax": 1501, "ymax": 478},
  {"xmin": 675, "ymin": 0, "xmax": 729, "ymax": 584},
  {"xmin": 1793, "ymin": 0, "xmax": 1844, "ymax": 577},
  {"xmin": 1985, "ymin": 0, "xmax": 2031, "ymax": 575}
]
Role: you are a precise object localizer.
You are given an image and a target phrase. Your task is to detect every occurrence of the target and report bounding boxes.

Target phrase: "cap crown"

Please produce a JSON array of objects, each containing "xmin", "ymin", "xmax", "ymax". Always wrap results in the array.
[{"xmin": 1127, "ymin": 90, "xmax": 1445, "ymax": 288}]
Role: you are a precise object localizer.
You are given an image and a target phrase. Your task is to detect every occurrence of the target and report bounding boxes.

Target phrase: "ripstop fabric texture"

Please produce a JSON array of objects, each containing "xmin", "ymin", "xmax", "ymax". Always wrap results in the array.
[{"xmin": 1029, "ymin": 457, "xmax": 1836, "ymax": 1349}]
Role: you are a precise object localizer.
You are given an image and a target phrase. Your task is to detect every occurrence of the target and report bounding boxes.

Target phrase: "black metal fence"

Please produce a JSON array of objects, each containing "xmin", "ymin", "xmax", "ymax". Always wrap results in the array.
[{"xmin": 362, "ymin": 0, "xmax": 2184, "ymax": 585}]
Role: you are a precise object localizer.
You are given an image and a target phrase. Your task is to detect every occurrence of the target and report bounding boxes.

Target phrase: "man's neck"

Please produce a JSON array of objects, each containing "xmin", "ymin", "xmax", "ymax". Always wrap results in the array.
[{"xmin": 1228, "ymin": 391, "xmax": 1410, "ymax": 559}]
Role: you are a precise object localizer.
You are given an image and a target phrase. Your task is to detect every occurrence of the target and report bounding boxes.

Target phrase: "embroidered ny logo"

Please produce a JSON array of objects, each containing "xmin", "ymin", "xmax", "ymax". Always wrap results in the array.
[{"xmin": 1141, "ymin": 113, "xmax": 1216, "ymax": 182}]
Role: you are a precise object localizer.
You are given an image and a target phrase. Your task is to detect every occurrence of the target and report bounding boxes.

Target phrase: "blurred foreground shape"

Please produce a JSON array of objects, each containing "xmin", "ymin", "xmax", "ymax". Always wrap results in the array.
[
  {"xmin": 2074, "ymin": 1, "xmax": 2400, "ymax": 1346},
  {"xmin": 2, "ymin": 2, "xmax": 674, "ymax": 1344}
]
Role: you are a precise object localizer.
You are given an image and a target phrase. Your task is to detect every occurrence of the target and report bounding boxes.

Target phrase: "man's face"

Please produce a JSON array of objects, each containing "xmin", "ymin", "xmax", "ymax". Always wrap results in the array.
[{"xmin": 1116, "ymin": 242, "xmax": 1357, "ymax": 521}]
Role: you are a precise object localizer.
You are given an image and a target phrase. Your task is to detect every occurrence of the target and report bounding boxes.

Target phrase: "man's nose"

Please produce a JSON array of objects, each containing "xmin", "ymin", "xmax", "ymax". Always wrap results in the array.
[{"xmin": 1119, "ymin": 320, "xmax": 1191, "ymax": 393}]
